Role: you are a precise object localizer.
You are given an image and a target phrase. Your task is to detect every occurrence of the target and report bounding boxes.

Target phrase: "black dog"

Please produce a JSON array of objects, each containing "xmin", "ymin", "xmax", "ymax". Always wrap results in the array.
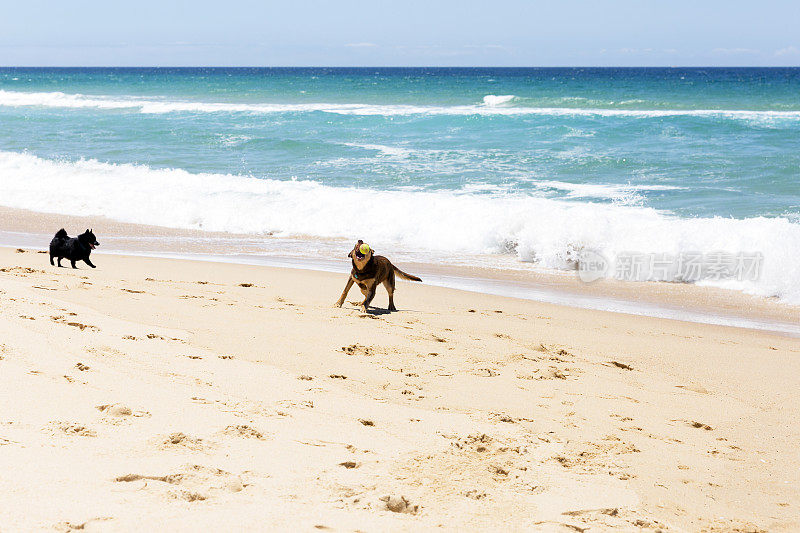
[{"xmin": 49, "ymin": 228, "xmax": 100, "ymax": 269}]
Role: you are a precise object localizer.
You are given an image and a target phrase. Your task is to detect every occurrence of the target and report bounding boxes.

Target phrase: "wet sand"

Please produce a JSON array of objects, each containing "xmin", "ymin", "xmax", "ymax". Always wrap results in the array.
[{"xmin": 1, "ymin": 205, "xmax": 798, "ymax": 335}]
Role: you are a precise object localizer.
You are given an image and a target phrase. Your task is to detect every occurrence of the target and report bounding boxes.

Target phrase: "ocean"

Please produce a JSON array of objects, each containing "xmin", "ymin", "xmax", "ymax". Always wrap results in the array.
[{"xmin": 0, "ymin": 67, "xmax": 799, "ymax": 303}]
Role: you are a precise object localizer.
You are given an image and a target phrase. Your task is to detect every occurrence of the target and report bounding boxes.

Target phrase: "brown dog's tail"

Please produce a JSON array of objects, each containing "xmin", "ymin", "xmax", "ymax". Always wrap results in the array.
[{"xmin": 394, "ymin": 266, "xmax": 422, "ymax": 282}]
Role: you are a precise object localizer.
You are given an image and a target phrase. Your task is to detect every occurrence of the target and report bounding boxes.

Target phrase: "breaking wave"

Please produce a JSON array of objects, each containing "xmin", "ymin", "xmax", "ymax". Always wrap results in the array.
[
  {"xmin": 1, "ymin": 90, "xmax": 800, "ymax": 123},
  {"xmin": 1, "ymin": 150, "xmax": 799, "ymax": 303}
]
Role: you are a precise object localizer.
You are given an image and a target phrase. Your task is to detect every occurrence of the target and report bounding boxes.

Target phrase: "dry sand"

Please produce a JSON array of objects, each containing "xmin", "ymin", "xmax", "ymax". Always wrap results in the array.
[{"xmin": 0, "ymin": 245, "xmax": 798, "ymax": 532}]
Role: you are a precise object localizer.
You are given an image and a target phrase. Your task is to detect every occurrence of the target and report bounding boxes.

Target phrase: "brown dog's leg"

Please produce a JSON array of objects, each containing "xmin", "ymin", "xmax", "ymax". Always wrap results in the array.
[
  {"xmin": 334, "ymin": 277, "xmax": 355, "ymax": 307},
  {"xmin": 384, "ymin": 269, "xmax": 396, "ymax": 311},
  {"xmin": 360, "ymin": 287, "xmax": 377, "ymax": 313}
]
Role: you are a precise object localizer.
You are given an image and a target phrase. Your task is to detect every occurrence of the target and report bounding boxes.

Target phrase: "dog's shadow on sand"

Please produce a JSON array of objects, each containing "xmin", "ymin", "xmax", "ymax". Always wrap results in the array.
[
  {"xmin": 344, "ymin": 303, "xmax": 396, "ymax": 316},
  {"xmin": 364, "ymin": 308, "xmax": 393, "ymax": 316}
]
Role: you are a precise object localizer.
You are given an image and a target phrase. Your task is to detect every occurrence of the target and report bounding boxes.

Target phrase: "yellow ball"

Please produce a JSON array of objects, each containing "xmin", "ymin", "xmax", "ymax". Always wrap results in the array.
[{"xmin": 359, "ymin": 243, "xmax": 371, "ymax": 255}]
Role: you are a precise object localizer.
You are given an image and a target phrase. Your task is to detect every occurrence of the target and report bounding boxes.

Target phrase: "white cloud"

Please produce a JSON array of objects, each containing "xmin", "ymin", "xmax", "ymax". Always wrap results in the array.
[
  {"xmin": 617, "ymin": 48, "xmax": 659, "ymax": 55},
  {"xmin": 774, "ymin": 46, "xmax": 800, "ymax": 57},
  {"xmin": 711, "ymin": 47, "xmax": 760, "ymax": 55},
  {"xmin": 463, "ymin": 44, "xmax": 508, "ymax": 51},
  {"xmin": 344, "ymin": 42, "xmax": 377, "ymax": 48}
]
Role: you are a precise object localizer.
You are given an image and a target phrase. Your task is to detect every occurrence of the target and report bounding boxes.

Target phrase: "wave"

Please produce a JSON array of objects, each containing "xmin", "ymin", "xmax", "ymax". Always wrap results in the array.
[
  {"xmin": 482, "ymin": 94, "xmax": 517, "ymax": 106},
  {"xmin": 340, "ymin": 142, "xmax": 413, "ymax": 158},
  {"xmin": 525, "ymin": 180, "xmax": 686, "ymax": 206},
  {"xmin": 0, "ymin": 150, "xmax": 798, "ymax": 303},
  {"xmin": 1, "ymin": 90, "xmax": 800, "ymax": 122}
]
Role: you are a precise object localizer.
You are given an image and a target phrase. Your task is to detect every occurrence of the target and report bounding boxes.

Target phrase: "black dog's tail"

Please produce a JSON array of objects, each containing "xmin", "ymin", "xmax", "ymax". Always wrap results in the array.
[
  {"xmin": 394, "ymin": 265, "xmax": 422, "ymax": 282},
  {"xmin": 53, "ymin": 228, "xmax": 68, "ymax": 240}
]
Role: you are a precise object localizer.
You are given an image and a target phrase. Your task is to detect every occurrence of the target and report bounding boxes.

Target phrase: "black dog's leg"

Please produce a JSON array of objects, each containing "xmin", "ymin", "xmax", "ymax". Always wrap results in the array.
[
  {"xmin": 84, "ymin": 258, "xmax": 96, "ymax": 269},
  {"xmin": 71, "ymin": 260, "xmax": 77, "ymax": 269},
  {"xmin": 57, "ymin": 257, "xmax": 63, "ymax": 267},
  {"xmin": 50, "ymin": 254, "xmax": 55, "ymax": 266}
]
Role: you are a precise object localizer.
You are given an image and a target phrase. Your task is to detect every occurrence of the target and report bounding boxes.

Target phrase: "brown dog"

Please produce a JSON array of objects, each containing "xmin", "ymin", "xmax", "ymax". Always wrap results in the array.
[{"xmin": 334, "ymin": 240, "xmax": 422, "ymax": 313}]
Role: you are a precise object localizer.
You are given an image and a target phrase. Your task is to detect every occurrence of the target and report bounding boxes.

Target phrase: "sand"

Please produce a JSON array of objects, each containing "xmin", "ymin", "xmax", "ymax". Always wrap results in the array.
[
  {"xmin": 1, "ymin": 204, "xmax": 798, "ymax": 333},
  {"xmin": 0, "ymin": 245, "xmax": 798, "ymax": 532}
]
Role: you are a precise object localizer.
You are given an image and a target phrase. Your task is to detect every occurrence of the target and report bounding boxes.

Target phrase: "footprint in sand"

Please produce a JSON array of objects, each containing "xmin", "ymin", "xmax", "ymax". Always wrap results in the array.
[
  {"xmin": 96, "ymin": 404, "xmax": 150, "ymax": 418},
  {"xmin": 381, "ymin": 495, "xmax": 419, "ymax": 514},
  {"xmin": 676, "ymin": 384, "xmax": 709, "ymax": 394},
  {"xmin": 97, "ymin": 404, "xmax": 132, "ymax": 416},
  {"xmin": 609, "ymin": 361, "xmax": 634, "ymax": 371},
  {"xmin": 0, "ymin": 266, "xmax": 44, "ymax": 274},
  {"xmin": 161, "ymin": 432, "xmax": 207, "ymax": 451},
  {"xmin": 54, "ymin": 517, "xmax": 113, "ymax": 532},
  {"xmin": 47, "ymin": 421, "xmax": 97, "ymax": 437},
  {"xmin": 472, "ymin": 368, "xmax": 500, "ymax": 377},
  {"xmin": 221, "ymin": 425, "xmax": 266, "ymax": 440},
  {"xmin": 488, "ymin": 465, "xmax": 509, "ymax": 476},
  {"xmin": 539, "ymin": 367, "xmax": 568, "ymax": 380},
  {"xmin": 114, "ymin": 464, "xmax": 245, "ymax": 502},
  {"xmin": 51, "ymin": 316, "xmax": 98, "ymax": 331},
  {"xmin": 341, "ymin": 344, "xmax": 374, "ymax": 357}
]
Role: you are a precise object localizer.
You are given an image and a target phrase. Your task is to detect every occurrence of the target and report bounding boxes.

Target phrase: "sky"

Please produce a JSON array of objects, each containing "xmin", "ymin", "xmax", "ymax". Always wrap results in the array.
[{"xmin": 1, "ymin": 0, "xmax": 799, "ymax": 67}]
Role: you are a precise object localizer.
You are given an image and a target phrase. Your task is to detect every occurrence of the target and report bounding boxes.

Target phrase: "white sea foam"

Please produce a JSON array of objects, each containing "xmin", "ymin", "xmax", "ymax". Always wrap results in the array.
[
  {"xmin": 216, "ymin": 134, "xmax": 253, "ymax": 147},
  {"xmin": 341, "ymin": 143, "xmax": 412, "ymax": 158},
  {"xmin": 1, "ymin": 90, "xmax": 800, "ymax": 123},
  {"xmin": 526, "ymin": 180, "xmax": 686, "ymax": 205},
  {"xmin": 482, "ymin": 94, "xmax": 517, "ymax": 106},
  {"xmin": 1, "ymin": 150, "xmax": 799, "ymax": 303}
]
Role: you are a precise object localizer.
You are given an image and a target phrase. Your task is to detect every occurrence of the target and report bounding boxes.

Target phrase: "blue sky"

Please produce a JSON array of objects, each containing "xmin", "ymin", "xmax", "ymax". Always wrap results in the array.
[{"xmin": 1, "ymin": 0, "xmax": 798, "ymax": 66}]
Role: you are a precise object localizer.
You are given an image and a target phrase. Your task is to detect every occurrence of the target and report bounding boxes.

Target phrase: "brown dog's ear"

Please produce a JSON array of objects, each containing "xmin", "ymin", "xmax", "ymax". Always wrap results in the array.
[
  {"xmin": 357, "ymin": 239, "xmax": 363, "ymax": 245},
  {"xmin": 347, "ymin": 250, "xmax": 353, "ymax": 258}
]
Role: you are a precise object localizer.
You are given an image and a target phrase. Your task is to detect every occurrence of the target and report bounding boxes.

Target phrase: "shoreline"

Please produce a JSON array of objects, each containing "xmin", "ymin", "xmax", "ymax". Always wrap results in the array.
[{"xmin": 1, "ymin": 204, "xmax": 798, "ymax": 336}]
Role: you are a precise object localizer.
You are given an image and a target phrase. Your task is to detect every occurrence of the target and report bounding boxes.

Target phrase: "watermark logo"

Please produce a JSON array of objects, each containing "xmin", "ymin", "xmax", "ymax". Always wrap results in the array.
[
  {"xmin": 577, "ymin": 249, "xmax": 609, "ymax": 283},
  {"xmin": 577, "ymin": 250, "xmax": 762, "ymax": 283}
]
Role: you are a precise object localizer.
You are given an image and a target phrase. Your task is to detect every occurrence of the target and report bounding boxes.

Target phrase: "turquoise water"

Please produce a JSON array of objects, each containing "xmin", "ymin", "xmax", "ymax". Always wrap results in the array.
[{"xmin": 0, "ymin": 68, "xmax": 799, "ymax": 301}]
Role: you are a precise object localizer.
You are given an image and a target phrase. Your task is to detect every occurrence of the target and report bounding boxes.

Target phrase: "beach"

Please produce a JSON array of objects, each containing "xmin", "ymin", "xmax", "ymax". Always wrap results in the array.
[
  {"xmin": 2, "ymin": 66, "xmax": 800, "ymax": 532},
  {"xmin": 2, "ymin": 68, "xmax": 800, "ymax": 306},
  {"xmin": 1, "ymin": 244, "xmax": 798, "ymax": 532}
]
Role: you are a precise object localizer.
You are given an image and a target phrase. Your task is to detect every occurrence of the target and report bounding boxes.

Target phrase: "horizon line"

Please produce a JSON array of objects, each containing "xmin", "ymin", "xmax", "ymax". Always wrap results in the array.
[{"xmin": 1, "ymin": 65, "xmax": 799, "ymax": 69}]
